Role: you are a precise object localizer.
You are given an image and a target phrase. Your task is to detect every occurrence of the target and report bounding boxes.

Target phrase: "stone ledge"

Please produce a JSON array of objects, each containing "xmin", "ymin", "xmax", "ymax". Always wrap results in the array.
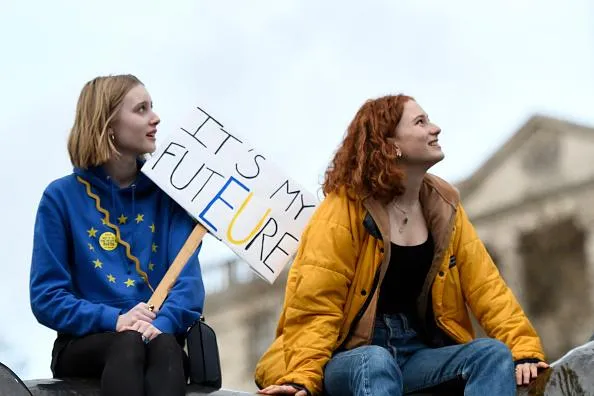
[
  {"xmin": 13, "ymin": 340, "xmax": 594, "ymax": 396},
  {"xmin": 21, "ymin": 378, "xmax": 449, "ymax": 396},
  {"xmin": 24, "ymin": 378, "xmax": 254, "ymax": 396}
]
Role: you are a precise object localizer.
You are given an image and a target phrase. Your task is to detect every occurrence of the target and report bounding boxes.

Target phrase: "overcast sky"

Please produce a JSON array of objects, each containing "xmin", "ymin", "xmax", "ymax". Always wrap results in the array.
[{"xmin": 1, "ymin": 0, "xmax": 593, "ymax": 381}]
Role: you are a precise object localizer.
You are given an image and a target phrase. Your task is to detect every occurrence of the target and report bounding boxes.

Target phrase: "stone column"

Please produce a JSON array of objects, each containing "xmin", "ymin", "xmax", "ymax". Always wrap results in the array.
[
  {"xmin": 579, "ymin": 226, "xmax": 594, "ymax": 308},
  {"xmin": 574, "ymin": 198, "xmax": 594, "ymax": 309},
  {"xmin": 572, "ymin": 199, "xmax": 594, "ymax": 345}
]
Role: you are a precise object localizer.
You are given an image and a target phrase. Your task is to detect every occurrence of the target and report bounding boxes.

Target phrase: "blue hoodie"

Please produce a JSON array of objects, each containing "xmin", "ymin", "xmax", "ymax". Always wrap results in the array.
[{"xmin": 30, "ymin": 164, "xmax": 205, "ymax": 336}]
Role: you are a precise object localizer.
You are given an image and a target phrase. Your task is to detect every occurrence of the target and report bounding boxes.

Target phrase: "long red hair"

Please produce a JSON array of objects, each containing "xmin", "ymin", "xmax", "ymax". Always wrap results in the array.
[{"xmin": 323, "ymin": 94, "xmax": 413, "ymax": 204}]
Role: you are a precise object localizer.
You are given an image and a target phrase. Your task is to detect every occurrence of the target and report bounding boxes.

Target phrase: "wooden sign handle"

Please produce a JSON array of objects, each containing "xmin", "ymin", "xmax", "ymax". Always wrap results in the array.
[{"xmin": 148, "ymin": 223, "xmax": 207, "ymax": 312}]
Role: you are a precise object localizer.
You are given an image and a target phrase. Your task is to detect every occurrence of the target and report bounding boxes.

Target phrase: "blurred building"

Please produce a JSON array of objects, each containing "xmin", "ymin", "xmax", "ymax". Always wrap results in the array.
[
  {"xmin": 203, "ymin": 114, "xmax": 594, "ymax": 391},
  {"xmin": 458, "ymin": 114, "xmax": 594, "ymax": 360}
]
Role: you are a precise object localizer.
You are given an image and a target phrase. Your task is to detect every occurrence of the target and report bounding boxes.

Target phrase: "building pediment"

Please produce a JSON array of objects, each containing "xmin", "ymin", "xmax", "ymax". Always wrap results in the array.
[{"xmin": 458, "ymin": 115, "xmax": 594, "ymax": 218}]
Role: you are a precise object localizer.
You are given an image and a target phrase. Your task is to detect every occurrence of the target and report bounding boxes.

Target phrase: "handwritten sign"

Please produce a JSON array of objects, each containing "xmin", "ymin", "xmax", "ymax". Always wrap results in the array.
[{"xmin": 141, "ymin": 106, "xmax": 318, "ymax": 283}]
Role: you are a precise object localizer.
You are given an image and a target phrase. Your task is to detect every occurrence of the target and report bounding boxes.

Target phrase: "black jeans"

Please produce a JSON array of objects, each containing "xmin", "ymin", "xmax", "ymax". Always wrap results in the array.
[{"xmin": 52, "ymin": 330, "xmax": 188, "ymax": 396}]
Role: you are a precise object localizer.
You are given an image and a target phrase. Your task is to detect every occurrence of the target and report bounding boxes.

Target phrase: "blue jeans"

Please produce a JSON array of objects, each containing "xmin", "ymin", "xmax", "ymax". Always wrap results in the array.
[{"xmin": 324, "ymin": 313, "xmax": 515, "ymax": 396}]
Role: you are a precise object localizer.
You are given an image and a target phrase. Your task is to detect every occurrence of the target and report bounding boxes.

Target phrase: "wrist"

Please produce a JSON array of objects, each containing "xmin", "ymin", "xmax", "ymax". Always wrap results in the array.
[{"xmin": 115, "ymin": 315, "xmax": 123, "ymax": 331}]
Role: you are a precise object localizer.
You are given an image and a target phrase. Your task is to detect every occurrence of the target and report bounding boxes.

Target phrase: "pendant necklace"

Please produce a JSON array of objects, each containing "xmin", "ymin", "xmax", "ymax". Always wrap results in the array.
[{"xmin": 392, "ymin": 202, "xmax": 409, "ymax": 233}]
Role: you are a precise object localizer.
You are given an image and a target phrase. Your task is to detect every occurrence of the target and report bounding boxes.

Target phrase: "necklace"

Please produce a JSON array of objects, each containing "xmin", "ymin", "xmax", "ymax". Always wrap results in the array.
[{"xmin": 391, "ymin": 201, "xmax": 409, "ymax": 233}]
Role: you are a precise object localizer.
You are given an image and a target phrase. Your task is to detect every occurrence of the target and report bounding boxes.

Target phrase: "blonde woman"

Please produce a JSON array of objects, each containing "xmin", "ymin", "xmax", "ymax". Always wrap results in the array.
[{"xmin": 29, "ymin": 75, "xmax": 204, "ymax": 396}]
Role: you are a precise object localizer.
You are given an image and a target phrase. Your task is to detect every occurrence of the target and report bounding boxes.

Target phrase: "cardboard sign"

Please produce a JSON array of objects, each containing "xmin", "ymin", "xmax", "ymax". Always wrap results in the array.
[{"xmin": 142, "ymin": 106, "xmax": 318, "ymax": 283}]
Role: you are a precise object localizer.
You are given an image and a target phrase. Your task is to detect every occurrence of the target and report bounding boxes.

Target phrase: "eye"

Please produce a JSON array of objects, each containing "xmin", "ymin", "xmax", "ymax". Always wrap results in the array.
[
  {"xmin": 137, "ymin": 104, "xmax": 146, "ymax": 113},
  {"xmin": 416, "ymin": 118, "xmax": 426, "ymax": 125}
]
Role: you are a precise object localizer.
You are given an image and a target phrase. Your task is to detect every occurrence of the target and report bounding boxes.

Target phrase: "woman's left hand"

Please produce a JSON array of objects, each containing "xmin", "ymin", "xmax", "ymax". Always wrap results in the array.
[
  {"xmin": 515, "ymin": 361, "xmax": 549, "ymax": 385},
  {"xmin": 123, "ymin": 319, "xmax": 162, "ymax": 342}
]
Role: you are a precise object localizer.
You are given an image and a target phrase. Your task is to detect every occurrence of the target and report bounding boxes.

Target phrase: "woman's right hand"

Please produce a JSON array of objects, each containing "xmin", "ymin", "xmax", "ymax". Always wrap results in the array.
[
  {"xmin": 115, "ymin": 302, "xmax": 156, "ymax": 332},
  {"xmin": 257, "ymin": 384, "xmax": 308, "ymax": 396}
]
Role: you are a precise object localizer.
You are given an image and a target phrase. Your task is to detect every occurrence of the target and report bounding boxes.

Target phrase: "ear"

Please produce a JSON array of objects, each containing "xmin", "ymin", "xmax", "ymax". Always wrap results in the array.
[{"xmin": 386, "ymin": 136, "xmax": 400, "ymax": 149}]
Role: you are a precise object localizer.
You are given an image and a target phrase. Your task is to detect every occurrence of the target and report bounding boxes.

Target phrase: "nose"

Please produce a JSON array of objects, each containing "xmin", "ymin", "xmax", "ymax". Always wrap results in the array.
[
  {"xmin": 431, "ymin": 123, "xmax": 441, "ymax": 135},
  {"xmin": 150, "ymin": 111, "xmax": 160, "ymax": 126}
]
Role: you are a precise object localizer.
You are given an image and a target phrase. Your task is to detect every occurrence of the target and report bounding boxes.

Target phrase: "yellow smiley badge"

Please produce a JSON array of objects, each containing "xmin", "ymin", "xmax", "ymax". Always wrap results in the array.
[{"xmin": 99, "ymin": 232, "xmax": 118, "ymax": 251}]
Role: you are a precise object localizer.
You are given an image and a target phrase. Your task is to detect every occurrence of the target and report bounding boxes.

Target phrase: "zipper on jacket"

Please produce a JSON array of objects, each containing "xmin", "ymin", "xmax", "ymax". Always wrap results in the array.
[{"xmin": 417, "ymin": 210, "xmax": 457, "ymax": 337}]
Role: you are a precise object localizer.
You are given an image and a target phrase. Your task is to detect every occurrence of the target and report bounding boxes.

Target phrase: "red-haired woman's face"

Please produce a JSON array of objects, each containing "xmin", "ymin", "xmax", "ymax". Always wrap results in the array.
[{"xmin": 392, "ymin": 100, "xmax": 444, "ymax": 166}]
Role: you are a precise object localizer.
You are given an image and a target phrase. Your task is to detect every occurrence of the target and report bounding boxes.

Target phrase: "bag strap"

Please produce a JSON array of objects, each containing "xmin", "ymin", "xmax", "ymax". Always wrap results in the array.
[{"xmin": 199, "ymin": 316, "xmax": 208, "ymax": 380}]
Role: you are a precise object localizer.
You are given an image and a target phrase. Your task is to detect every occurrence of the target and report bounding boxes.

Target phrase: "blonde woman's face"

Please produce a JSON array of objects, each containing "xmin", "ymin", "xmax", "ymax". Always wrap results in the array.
[{"xmin": 111, "ymin": 84, "xmax": 160, "ymax": 156}]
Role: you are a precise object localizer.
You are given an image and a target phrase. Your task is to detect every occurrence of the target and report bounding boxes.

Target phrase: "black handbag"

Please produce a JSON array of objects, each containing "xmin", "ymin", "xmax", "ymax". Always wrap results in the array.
[{"xmin": 186, "ymin": 316, "xmax": 222, "ymax": 389}]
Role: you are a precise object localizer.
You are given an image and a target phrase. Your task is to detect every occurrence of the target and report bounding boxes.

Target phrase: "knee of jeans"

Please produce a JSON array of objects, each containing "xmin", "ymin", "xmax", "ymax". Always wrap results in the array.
[
  {"xmin": 359, "ymin": 345, "xmax": 399, "ymax": 374},
  {"xmin": 474, "ymin": 339, "xmax": 513, "ymax": 365},
  {"xmin": 110, "ymin": 330, "xmax": 145, "ymax": 362}
]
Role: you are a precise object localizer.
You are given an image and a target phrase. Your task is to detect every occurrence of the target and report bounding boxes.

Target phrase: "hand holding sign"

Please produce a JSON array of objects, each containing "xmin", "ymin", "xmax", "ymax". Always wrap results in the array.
[{"xmin": 142, "ymin": 106, "xmax": 317, "ymax": 292}]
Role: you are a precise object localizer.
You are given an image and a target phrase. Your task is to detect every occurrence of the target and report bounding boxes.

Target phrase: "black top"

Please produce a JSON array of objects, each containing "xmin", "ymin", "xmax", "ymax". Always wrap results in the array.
[{"xmin": 376, "ymin": 234, "xmax": 435, "ymax": 323}]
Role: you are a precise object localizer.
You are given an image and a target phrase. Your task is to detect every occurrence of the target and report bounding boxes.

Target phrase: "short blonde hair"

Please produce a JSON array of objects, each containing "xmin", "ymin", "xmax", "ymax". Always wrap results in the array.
[{"xmin": 67, "ymin": 74, "xmax": 143, "ymax": 169}]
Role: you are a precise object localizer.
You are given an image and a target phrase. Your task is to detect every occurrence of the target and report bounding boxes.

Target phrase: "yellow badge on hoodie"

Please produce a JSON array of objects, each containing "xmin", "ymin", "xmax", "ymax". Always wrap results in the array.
[{"xmin": 99, "ymin": 232, "xmax": 118, "ymax": 251}]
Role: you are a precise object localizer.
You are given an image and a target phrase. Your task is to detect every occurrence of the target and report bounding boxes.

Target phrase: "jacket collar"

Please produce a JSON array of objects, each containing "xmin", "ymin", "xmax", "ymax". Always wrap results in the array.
[{"xmin": 362, "ymin": 173, "xmax": 460, "ymax": 241}]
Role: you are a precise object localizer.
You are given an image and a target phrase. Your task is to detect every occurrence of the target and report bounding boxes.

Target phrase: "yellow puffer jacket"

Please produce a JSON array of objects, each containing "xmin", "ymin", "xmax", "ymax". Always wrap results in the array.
[{"xmin": 255, "ymin": 174, "xmax": 544, "ymax": 396}]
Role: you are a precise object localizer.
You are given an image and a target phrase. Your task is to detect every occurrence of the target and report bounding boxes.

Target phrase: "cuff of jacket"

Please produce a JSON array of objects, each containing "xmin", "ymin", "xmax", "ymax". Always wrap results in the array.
[
  {"xmin": 514, "ymin": 358, "xmax": 542, "ymax": 366},
  {"xmin": 101, "ymin": 305, "xmax": 122, "ymax": 331},
  {"xmin": 152, "ymin": 315, "xmax": 175, "ymax": 334},
  {"xmin": 285, "ymin": 383, "xmax": 311, "ymax": 396}
]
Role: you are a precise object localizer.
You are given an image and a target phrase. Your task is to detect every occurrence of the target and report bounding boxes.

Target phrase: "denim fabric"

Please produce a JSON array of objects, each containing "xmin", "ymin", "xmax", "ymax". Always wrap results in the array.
[{"xmin": 324, "ymin": 313, "xmax": 515, "ymax": 396}]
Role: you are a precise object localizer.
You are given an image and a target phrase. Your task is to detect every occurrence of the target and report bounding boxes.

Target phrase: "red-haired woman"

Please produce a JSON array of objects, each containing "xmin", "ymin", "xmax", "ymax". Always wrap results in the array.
[{"xmin": 255, "ymin": 95, "xmax": 548, "ymax": 396}]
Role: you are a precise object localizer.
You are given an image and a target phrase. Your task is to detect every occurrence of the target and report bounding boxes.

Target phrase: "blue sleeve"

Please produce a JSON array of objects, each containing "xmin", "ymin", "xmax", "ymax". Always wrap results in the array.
[
  {"xmin": 152, "ymin": 203, "xmax": 205, "ymax": 334},
  {"xmin": 29, "ymin": 188, "xmax": 121, "ymax": 336}
]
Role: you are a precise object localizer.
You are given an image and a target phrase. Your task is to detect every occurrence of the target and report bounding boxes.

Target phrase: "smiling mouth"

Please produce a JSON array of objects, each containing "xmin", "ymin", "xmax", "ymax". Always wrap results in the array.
[{"xmin": 429, "ymin": 140, "xmax": 440, "ymax": 147}]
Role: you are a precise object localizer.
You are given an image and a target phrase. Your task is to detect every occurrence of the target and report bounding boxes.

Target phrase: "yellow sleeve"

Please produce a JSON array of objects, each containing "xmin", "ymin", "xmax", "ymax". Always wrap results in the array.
[{"xmin": 454, "ymin": 204, "xmax": 546, "ymax": 362}]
